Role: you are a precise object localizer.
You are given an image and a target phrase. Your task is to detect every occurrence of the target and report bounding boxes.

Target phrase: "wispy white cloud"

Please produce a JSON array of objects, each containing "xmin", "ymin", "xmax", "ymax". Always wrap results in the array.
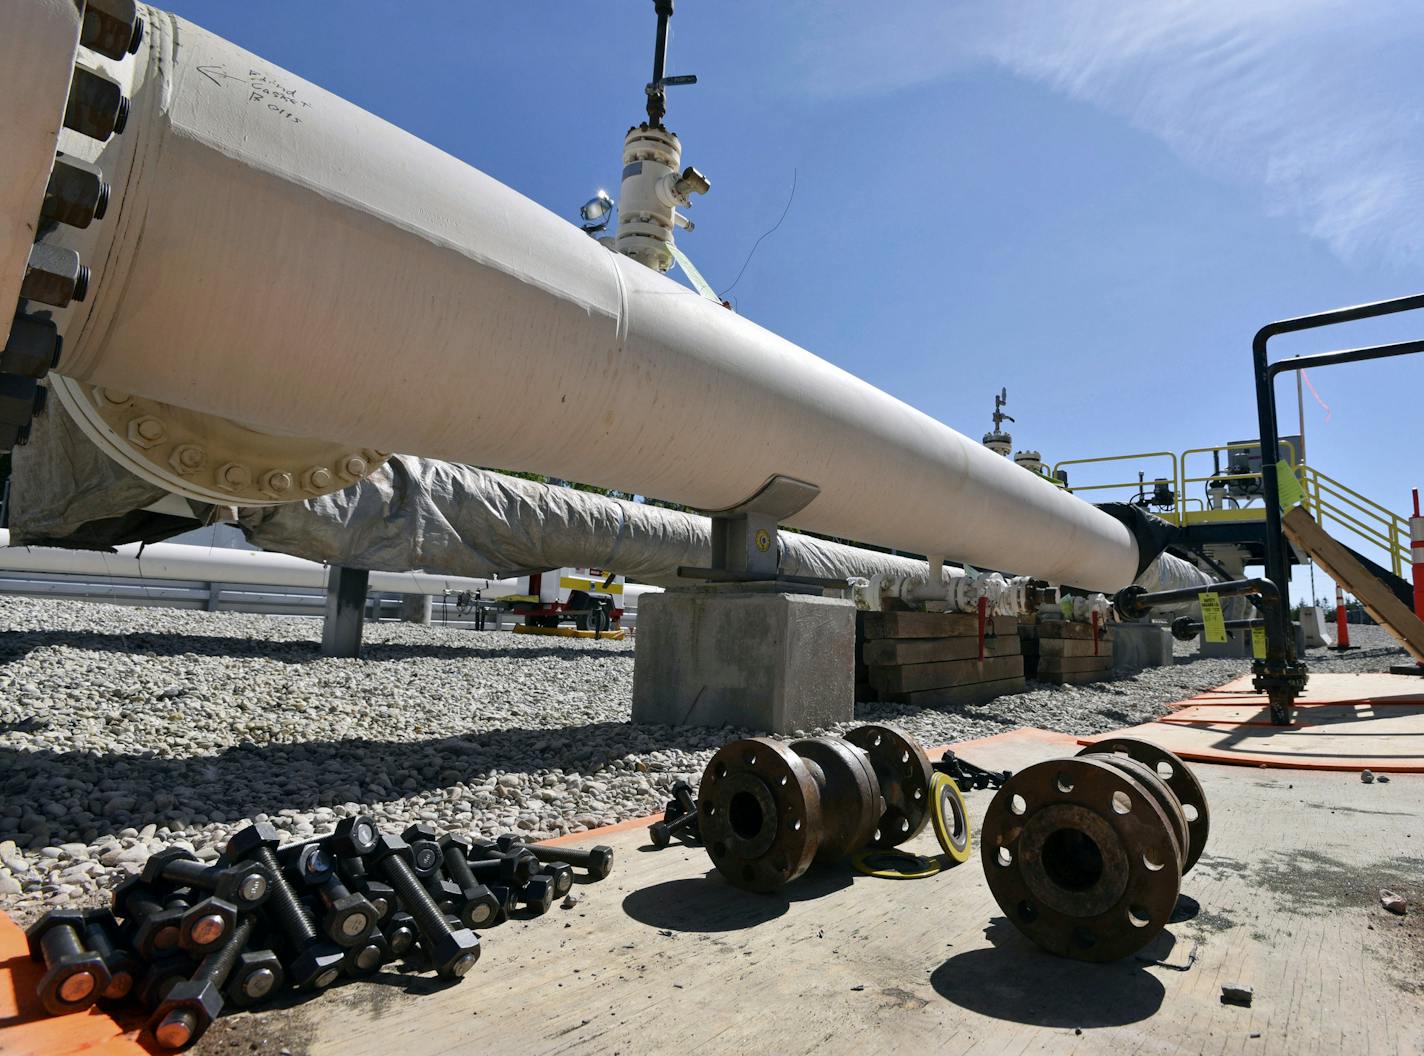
[{"xmin": 790, "ymin": 1, "xmax": 1424, "ymax": 267}]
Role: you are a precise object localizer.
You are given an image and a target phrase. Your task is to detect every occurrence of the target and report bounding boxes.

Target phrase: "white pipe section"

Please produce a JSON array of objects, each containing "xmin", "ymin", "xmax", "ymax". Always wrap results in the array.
[
  {"xmin": 25, "ymin": 5, "xmax": 1140, "ymax": 591},
  {"xmin": 0, "ymin": 530, "xmax": 658, "ymax": 605}
]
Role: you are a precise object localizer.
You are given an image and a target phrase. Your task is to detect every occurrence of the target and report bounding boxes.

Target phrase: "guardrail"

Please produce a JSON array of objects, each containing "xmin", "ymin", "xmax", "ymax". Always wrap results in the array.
[{"xmin": 1052, "ymin": 442, "xmax": 1408, "ymax": 578}]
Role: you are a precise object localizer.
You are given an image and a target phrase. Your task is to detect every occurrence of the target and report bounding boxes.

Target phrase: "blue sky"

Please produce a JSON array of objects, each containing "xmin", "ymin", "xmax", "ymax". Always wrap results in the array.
[{"xmin": 161, "ymin": 1, "xmax": 1422, "ymax": 600}]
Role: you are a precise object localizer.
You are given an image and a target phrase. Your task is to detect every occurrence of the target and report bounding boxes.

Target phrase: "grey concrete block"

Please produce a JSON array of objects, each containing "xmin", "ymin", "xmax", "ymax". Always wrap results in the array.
[
  {"xmin": 631, "ymin": 589, "xmax": 855, "ymax": 733},
  {"xmin": 1112, "ymin": 622, "xmax": 1173, "ymax": 671}
]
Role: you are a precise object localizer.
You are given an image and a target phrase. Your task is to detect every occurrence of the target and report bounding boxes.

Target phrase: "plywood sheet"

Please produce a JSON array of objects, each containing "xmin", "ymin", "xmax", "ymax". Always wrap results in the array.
[{"xmin": 170, "ymin": 726, "xmax": 1423, "ymax": 1056}]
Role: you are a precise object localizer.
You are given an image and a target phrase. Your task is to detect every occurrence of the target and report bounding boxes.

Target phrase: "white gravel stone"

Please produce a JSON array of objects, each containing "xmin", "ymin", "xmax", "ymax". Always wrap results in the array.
[{"xmin": 0, "ymin": 595, "xmax": 1405, "ymax": 923}]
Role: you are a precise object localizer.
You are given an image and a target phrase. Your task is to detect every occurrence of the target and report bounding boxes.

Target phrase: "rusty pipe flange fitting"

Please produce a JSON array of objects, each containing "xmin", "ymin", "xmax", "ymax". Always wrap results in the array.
[
  {"xmin": 697, "ymin": 725, "xmax": 934, "ymax": 892},
  {"xmin": 843, "ymin": 724, "xmax": 935, "ymax": 848},
  {"xmin": 980, "ymin": 755, "xmax": 1187, "ymax": 962},
  {"xmin": 698, "ymin": 738, "xmax": 822, "ymax": 893},
  {"xmin": 1077, "ymin": 737, "xmax": 1209, "ymax": 873}
]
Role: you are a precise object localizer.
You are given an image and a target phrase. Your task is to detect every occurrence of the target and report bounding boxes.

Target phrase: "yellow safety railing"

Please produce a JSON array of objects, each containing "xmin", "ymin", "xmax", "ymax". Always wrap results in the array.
[
  {"xmin": 1050, "ymin": 451, "xmax": 1179, "ymax": 510},
  {"xmin": 1300, "ymin": 465, "xmax": 1410, "ymax": 579},
  {"xmin": 1053, "ymin": 442, "xmax": 1409, "ymax": 579}
]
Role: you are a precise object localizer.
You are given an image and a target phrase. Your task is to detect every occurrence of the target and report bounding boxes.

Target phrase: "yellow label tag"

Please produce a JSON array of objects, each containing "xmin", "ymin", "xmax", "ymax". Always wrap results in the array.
[
  {"xmin": 1198, "ymin": 591, "xmax": 1227, "ymax": 643},
  {"xmin": 1251, "ymin": 625, "xmax": 1267, "ymax": 659},
  {"xmin": 1275, "ymin": 460, "xmax": 1305, "ymax": 511}
]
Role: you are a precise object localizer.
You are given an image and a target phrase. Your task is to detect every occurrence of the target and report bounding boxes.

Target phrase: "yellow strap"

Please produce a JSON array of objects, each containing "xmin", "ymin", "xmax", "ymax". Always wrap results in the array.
[{"xmin": 850, "ymin": 849, "xmax": 942, "ymax": 880}]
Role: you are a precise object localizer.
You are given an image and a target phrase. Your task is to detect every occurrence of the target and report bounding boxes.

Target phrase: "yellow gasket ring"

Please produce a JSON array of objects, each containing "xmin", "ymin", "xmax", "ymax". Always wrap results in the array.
[
  {"xmin": 850, "ymin": 848, "xmax": 942, "ymax": 880},
  {"xmin": 930, "ymin": 772, "xmax": 973, "ymax": 864}
]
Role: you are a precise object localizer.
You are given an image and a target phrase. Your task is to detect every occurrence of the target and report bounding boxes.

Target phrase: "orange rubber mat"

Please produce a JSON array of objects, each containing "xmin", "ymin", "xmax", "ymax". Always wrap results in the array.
[
  {"xmin": 0, "ymin": 912, "xmax": 148, "ymax": 1055},
  {"xmin": 1082, "ymin": 671, "xmax": 1424, "ymax": 772}
]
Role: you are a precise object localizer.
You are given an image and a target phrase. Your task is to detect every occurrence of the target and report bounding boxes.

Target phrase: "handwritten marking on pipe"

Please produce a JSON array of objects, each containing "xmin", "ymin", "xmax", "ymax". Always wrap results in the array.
[{"xmin": 1198, "ymin": 592, "xmax": 1227, "ymax": 644}]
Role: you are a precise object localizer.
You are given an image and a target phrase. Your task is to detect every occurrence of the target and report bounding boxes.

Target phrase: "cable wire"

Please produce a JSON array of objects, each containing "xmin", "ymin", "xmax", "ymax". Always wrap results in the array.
[{"xmin": 718, "ymin": 168, "xmax": 797, "ymax": 299}]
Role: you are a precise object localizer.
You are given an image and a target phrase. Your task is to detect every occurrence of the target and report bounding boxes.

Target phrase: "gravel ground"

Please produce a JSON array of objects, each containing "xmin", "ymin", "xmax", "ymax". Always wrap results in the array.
[{"xmin": 0, "ymin": 596, "xmax": 1407, "ymax": 923}]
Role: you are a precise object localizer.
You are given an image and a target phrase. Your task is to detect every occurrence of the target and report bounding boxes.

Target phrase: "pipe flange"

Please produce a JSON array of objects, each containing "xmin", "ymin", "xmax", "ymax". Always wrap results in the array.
[
  {"xmin": 843, "ymin": 724, "xmax": 935, "ymax": 848},
  {"xmin": 49, "ymin": 375, "xmax": 388, "ymax": 505},
  {"xmin": 981, "ymin": 756, "xmax": 1183, "ymax": 962},
  {"xmin": 1078, "ymin": 737, "xmax": 1209, "ymax": 873},
  {"xmin": 697, "ymin": 738, "xmax": 822, "ymax": 893}
]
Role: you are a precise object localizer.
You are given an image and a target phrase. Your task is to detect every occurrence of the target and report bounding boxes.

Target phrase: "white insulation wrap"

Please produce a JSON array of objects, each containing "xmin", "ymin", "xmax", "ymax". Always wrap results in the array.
[
  {"xmin": 238, "ymin": 458, "xmax": 951, "ymax": 588},
  {"xmin": 36, "ymin": 6, "xmax": 1140, "ymax": 591}
]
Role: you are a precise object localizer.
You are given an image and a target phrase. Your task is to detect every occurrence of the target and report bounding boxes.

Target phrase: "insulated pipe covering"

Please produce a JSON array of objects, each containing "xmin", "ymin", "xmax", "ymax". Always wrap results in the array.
[{"xmin": 27, "ymin": 6, "xmax": 1140, "ymax": 591}]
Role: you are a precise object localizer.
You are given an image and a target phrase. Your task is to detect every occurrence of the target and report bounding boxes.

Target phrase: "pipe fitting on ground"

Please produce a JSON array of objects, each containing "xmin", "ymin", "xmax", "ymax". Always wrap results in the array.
[
  {"xmin": 697, "ymin": 723, "xmax": 934, "ymax": 892},
  {"xmin": 981, "ymin": 737, "xmax": 1209, "ymax": 962}
]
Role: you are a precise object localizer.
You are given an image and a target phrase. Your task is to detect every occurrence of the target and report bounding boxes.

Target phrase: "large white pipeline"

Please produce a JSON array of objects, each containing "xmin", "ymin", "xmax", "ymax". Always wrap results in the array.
[{"xmin": 9, "ymin": 5, "xmax": 1142, "ymax": 592}]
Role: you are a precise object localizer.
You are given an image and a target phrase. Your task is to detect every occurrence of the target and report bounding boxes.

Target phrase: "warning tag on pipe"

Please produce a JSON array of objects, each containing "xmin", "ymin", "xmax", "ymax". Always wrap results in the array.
[
  {"xmin": 1251, "ymin": 625, "xmax": 1267, "ymax": 659},
  {"xmin": 1198, "ymin": 591, "xmax": 1227, "ymax": 643},
  {"xmin": 1275, "ymin": 460, "xmax": 1305, "ymax": 511}
]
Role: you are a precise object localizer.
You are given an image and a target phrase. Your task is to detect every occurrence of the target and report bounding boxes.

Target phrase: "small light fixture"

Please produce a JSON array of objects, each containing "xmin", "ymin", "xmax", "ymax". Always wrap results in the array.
[{"xmin": 579, "ymin": 190, "xmax": 614, "ymax": 233}]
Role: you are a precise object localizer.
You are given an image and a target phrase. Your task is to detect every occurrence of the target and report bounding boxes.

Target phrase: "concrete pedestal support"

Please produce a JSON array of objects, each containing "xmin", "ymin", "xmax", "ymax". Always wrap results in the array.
[
  {"xmin": 1111, "ymin": 622, "xmax": 1173, "ymax": 671},
  {"xmin": 400, "ymin": 593, "xmax": 433, "ymax": 625},
  {"xmin": 631, "ymin": 588, "xmax": 856, "ymax": 734},
  {"xmin": 321, "ymin": 565, "xmax": 369, "ymax": 658}
]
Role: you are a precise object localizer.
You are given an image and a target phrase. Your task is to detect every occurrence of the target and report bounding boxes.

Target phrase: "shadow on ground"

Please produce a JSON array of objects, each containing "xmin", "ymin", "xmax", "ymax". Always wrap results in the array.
[
  {"xmin": 0, "ymin": 628, "xmax": 627, "ymax": 665},
  {"xmin": 930, "ymin": 918, "xmax": 1169, "ymax": 1027},
  {"xmin": 621, "ymin": 865, "xmax": 855, "ymax": 933}
]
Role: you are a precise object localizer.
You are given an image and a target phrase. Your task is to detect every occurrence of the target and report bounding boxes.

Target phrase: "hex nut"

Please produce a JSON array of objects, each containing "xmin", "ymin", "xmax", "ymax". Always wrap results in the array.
[
  {"xmin": 286, "ymin": 945, "xmax": 345, "ymax": 991},
  {"xmin": 325, "ymin": 893, "xmax": 378, "ymax": 947},
  {"xmin": 302, "ymin": 465, "xmax": 334, "ymax": 492},
  {"xmin": 409, "ymin": 840, "xmax": 442, "ymax": 878},
  {"xmin": 259, "ymin": 469, "xmax": 294, "ymax": 496},
  {"xmin": 127, "ymin": 415, "xmax": 166, "ymax": 449},
  {"xmin": 214, "ymin": 462, "xmax": 252, "ymax": 492},
  {"xmin": 139, "ymin": 847, "xmax": 199, "ymax": 886},
  {"xmin": 224, "ymin": 821, "xmax": 281, "ymax": 863},
  {"xmin": 520, "ymin": 875, "xmax": 555, "ymax": 916},
  {"xmin": 168, "ymin": 443, "xmax": 205, "ymax": 475},
  {"xmin": 340, "ymin": 934, "xmax": 390, "ymax": 977},
  {"xmin": 136, "ymin": 953, "xmax": 195, "ymax": 1010},
  {"xmin": 149, "ymin": 978, "xmax": 223, "ymax": 1048},
  {"xmin": 224, "ymin": 949, "xmax": 284, "ymax": 1007},
  {"xmin": 421, "ymin": 927, "xmax": 481, "ymax": 980},
  {"xmin": 330, "ymin": 816, "xmax": 381, "ymax": 858},
  {"xmin": 178, "ymin": 896, "xmax": 236, "ymax": 953},
  {"xmin": 340, "ymin": 454, "xmax": 368, "ymax": 480}
]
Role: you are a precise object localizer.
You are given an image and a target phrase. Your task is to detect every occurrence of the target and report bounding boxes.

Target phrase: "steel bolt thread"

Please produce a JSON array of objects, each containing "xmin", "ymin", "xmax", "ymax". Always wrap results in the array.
[
  {"xmin": 254, "ymin": 847, "xmax": 318, "ymax": 944},
  {"xmin": 377, "ymin": 856, "xmax": 448, "ymax": 941}
]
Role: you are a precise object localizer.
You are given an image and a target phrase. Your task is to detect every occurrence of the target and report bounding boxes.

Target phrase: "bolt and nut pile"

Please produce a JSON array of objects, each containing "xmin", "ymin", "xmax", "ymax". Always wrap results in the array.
[{"xmin": 23, "ymin": 815, "xmax": 612, "ymax": 1050}]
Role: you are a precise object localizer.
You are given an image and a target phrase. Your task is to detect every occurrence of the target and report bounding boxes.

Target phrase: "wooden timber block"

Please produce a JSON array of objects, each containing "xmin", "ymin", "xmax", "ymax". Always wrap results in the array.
[
  {"xmin": 862, "ymin": 611, "xmax": 1017, "ymax": 640},
  {"xmin": 1036, "ymin": 637, "xmax": 1113, "ymax": 659},
  {"xmin": 862, "ymin": 633, "xmax": 1021, "ymax": 667},
  {"xmin": 1036, "ymin": 655, "xmax": 1114, "ymax": 676},
  {"xmin": 882, "ymin": 675, "xmax": 1027, "ymax": 708},
  {"xmin": 869, "ymin": 654, "xmax": 1024, "ymax": 695},
  {"xmin": 1030, "ymin": 620, "xmax": 1109, "ymax": 641}
]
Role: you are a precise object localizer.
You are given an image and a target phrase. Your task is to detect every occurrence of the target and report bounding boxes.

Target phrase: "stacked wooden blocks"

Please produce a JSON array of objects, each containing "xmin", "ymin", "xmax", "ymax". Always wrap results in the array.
[
  {"xmin": 856, "ymin": 610, "xmax": 1026, "ymax": 707},
  {"xmin": 1020, "ymin": 619, "xmax": 1114, "ymax": 684}
]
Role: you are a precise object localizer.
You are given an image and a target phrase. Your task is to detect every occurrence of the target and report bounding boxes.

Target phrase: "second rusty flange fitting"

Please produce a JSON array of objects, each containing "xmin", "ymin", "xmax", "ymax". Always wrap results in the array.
[{"xmin": 696, "ymin": 723, "xmax": 935, "ymax": 893}]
